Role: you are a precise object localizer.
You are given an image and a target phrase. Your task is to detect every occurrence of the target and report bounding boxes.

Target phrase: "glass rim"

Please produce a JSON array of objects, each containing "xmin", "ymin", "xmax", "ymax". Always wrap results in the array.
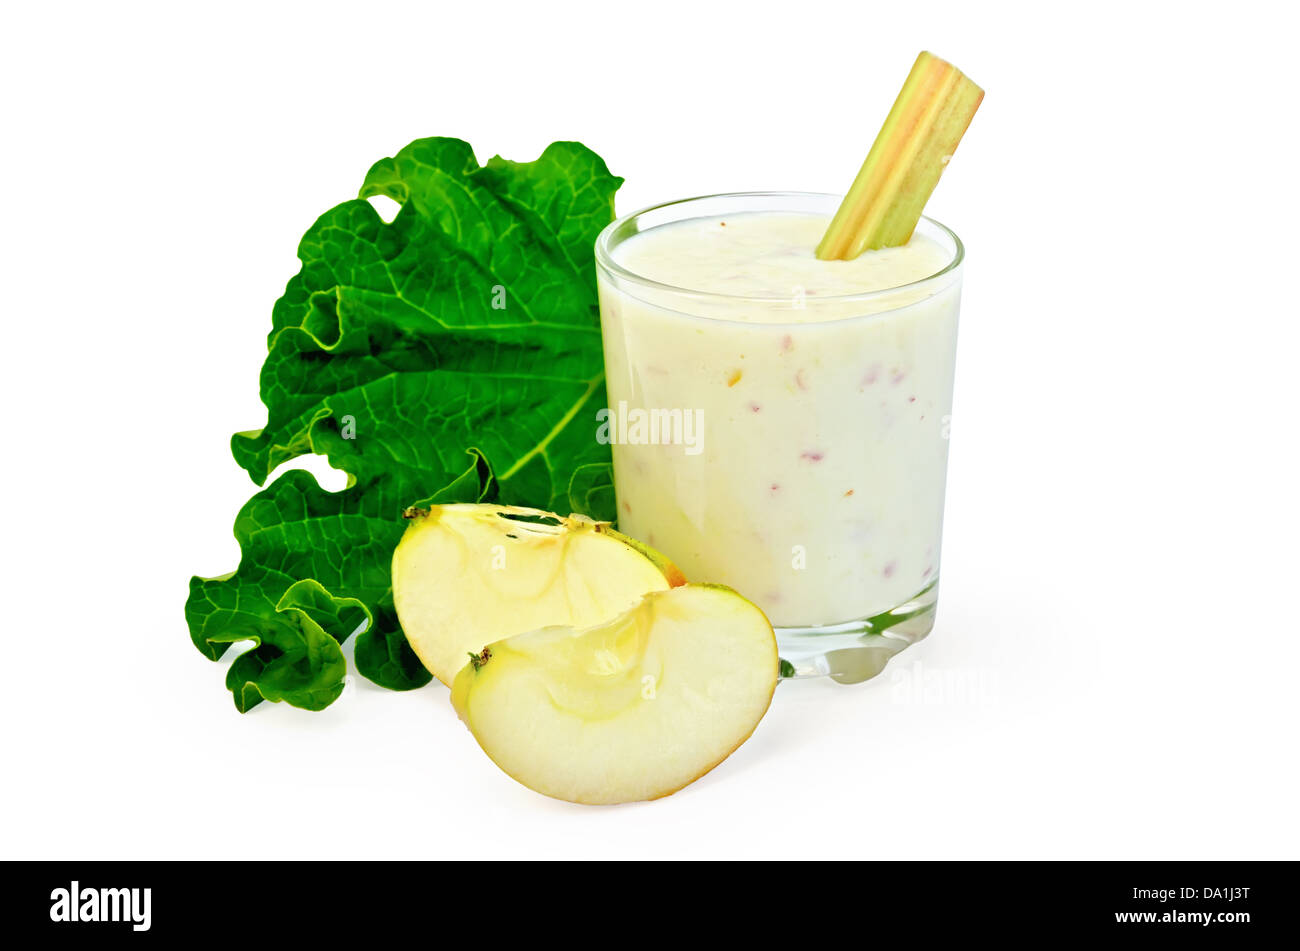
[{"xmin": 594, "ymin": 190, "xmax": 964, "ymax": 307}]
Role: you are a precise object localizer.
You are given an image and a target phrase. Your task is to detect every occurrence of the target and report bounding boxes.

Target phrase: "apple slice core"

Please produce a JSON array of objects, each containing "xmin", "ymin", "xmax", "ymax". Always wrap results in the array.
[{"xmin": 451, "ymin": 584, "xmax": 779, "ymax": 805}]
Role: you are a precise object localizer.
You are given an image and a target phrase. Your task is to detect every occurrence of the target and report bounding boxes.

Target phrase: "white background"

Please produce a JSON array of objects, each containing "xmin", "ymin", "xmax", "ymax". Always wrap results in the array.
[{"xmin": 3, "ymin": 0, "xmax": 1297, "ymax": 859}]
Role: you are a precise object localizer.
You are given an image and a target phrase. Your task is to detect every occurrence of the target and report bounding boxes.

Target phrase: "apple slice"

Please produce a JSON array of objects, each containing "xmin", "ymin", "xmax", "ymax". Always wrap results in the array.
[
  {"xmin": 451, "ymin": 584, "xmax": 779, "ymax": 804},
  {"xmin": 392, "ymin": 504, "xmax": 684, "ymax": 686}
]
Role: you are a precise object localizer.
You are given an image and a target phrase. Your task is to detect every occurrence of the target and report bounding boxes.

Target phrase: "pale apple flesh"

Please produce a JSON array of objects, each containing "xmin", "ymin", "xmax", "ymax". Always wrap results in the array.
[
  {"xmin": 392, "ymin": 504, "xmax": 684, "ymax": 686},
  {"xmin": 451, "ymin": 584, "xmax": 779, "ymax": 805}
]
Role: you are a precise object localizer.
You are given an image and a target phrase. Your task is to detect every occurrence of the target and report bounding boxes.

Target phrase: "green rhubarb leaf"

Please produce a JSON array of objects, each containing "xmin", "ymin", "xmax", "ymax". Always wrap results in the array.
[
  {"xmin": 187, "ymin": 137, "xmax": 623, "ymax": 711},
  {"xmin": 220, "ymin": 579, "xmax": 368, "ymax": 713},
  {"xmin": 567, "ymin": 462, "xmax": 616, "ymax": 518}
]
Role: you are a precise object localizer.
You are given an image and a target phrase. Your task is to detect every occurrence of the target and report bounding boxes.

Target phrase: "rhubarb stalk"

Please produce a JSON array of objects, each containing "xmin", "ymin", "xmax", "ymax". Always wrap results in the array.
[{"xmin": 817, "ymin": 51, "xmax": 983, "ymax": 260}]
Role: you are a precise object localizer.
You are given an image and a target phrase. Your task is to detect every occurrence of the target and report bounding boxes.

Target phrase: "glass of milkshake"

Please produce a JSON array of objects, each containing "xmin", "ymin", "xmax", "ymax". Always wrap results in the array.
[{"xmin": 594, "ymin": 192, "xmax": 964, "ymax": 682}]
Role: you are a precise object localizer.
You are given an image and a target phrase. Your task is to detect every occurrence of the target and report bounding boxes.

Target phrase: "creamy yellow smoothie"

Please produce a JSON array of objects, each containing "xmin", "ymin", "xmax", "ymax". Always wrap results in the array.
[{"xmin": 595, "ymin": 195, "xmax": 962, "ymax": 640}]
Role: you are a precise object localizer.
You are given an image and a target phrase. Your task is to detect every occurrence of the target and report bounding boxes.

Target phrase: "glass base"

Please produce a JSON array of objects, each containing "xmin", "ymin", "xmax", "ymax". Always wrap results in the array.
[{"xmin": 776, "ymin": 582, "xmax": 937, "ymax": 684}]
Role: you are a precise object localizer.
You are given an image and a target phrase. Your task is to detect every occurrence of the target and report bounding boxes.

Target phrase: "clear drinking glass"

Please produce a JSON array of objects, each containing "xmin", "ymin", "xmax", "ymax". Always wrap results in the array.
[{"xmin": 594, "ymin": 193, "xmax": 963, "ymax": 683}]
